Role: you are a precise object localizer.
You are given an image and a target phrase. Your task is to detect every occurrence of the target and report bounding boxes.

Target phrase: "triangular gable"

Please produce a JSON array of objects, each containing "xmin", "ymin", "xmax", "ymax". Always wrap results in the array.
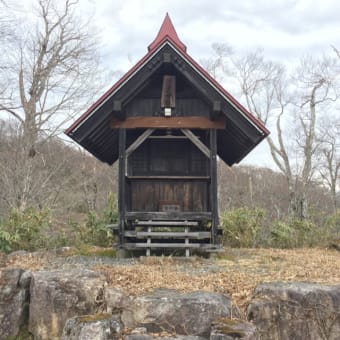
[{"xmin": 66, "ymin": 14, "xmax": 269, "ymax": 166}]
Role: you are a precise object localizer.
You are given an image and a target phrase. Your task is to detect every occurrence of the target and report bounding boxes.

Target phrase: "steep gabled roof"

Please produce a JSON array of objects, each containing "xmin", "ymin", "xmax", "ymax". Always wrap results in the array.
[
  {"xmin": 65, "ymin": 14, "xmax": 269, "ymax": 165},
  {"xmin": 148, "ymin": 12, "xmax": 187, "ymax": 52}
]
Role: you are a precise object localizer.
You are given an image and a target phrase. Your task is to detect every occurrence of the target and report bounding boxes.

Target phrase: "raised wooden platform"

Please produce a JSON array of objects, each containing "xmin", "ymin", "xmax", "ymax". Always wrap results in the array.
[
  {"xmin": 122, "ymin": 218, "xmax": 218, "ymax": 256},
  {"xmin": 124, "ymin": 231, "xmax": 211, "ymax": 239},
  {"xmin": 109, "ymin": 206, "xmax": 222, "ymax": 256},
  {"xmin": 125, "ymin": 211, "xmax": 212, "ymax": 221},
  {"xmin": 134, "ymin": 220, "xmax": 198, "ymax": 227}
]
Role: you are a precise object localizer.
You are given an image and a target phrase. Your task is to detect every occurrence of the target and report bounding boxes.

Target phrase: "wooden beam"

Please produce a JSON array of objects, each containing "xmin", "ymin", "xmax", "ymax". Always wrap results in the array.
[
  {"xmin": 161, "ymin": 75, "xmax": 176, "ymax": 108},
  {"xmin": 113, "ymin": 100, "xmax": 125, "ymax": 120},
  {"xmin": 135, "ymin": 221, "xmax": 198, "ymax": 226},
  {"xmin": 213, "ymin": 101, "xmax": 222, "ymax": 112},
  {"xmin": 127, "ymin": 175, "xmax": 209, "ymax": 179},
  {"xmin": 125, "ymin": 129, "xmax": 154, "ymax": 157},
  {"xmin": 125, "ymin": 243, "xmax": 203, "ymax": 249},
  {"xmin": 210, "ymin": 128, "xmax": 219, "ymax": 245},
  {"xmin": 118, "ymin": 129, "xmax": 126, "ymax": 248},
  {"xmin": 124, "ymin": 231, "xmax": 211, "ymax": 239},
  {"xmin": 181, "ymin": 129, "xmax": 210, "ymax": 158},
  {"xmin": 113, "ymin": 100, "xmax": 122, "ymax": 112},
  {"xmin": 125, "ymin": 211, "xmax": 212, "ymax": 221},
  {"xmin": 211, "ymin": 101, "xmax": 222, "ymax": 120},
  {"xmin": 110, "ymin": 116, "xmax": 226, "ymax": 129}
]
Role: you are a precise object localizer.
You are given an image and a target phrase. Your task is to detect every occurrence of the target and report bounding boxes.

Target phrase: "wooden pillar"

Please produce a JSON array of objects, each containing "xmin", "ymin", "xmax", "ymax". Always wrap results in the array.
[
  {"xmin": 146, "ymin": 226, "xmax": 151, "ymax": 257},
  {"xmin": 185, "ymin": 226, "xmax": 190, "ymax": 257},
  {"xmin": 118, "ymin": 128, "xmax": 126, "ymax": 249},
  {"xmin": 210, "ymin": 128, "xmax": 219, "ymax": 244}
]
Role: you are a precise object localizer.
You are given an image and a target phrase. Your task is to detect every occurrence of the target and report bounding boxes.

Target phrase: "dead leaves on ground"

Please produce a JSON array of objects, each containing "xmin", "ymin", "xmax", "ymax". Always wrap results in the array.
[
  {"xmin": 2, "ymin": 247, "xmax": 339, "ymax": 312},
  {"xmin": 95, "ymin": 248, "xmax": 340, "ymax": 311}
]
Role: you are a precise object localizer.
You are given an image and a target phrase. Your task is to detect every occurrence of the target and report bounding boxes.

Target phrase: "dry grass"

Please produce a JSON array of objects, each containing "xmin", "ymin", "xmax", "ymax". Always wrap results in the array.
[
  {"xmin": 3, "ymin": 247, "xmax": 340, "ymax": 312},
  {"xmin": 96, "ymin": 248, "xmax": 340, "ymax": 311}
]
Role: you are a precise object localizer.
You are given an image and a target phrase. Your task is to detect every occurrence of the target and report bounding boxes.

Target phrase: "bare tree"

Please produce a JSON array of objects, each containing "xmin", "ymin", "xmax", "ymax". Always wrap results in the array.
[
  {"xmin": 205, "ymin": 45, "xmax": 339, "ymax": 218},
  {"xmin": 316, "ymin": 116, "xmax": 340, "ymax": 212},
  {"xmin": 230, "ymin": 49, "xmax": 304, "ymax": 215},
  {"xmin": 217, "ymin": 162, "xmax": 333, "ymax": 231},
  {"xmin": 200, "ymin": 43, "xmax": 234, "ymax": 81},
  {"xmin": 0, "ymin": 0, "xmax": 102, "ymax": 210},
  {"xmin": 2, "ymin": 0, "xmax": 101, "ymax": 149},
  {"xmin": 291, "ymin": 55, "xmax": 339, "ymax": 216},
  {"xmin": 0, "ymin": 0, "xmax": 14, "ymax": 101},
  {"xmin": 0, "ymin": 1, "xmax": 11, "ymax": 42}
]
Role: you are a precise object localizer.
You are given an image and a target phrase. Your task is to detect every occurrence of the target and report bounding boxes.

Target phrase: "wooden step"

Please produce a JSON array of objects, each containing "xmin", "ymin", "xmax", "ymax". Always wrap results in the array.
[
  {"xmin": 126, "ymin": 211, "xmax": 212, "ymax": 221},
  {"xmin": 134, "ymin": 220, "xmax": 198, "ymax": 227},
  {"xmin": 124, "ymin": 231, "xmax": 210, "ymax": 239},
  {"xmin": 204, "ymin": 245, "xmax": 224, "ymax": 253},
  {"xmin": 107, "ymin": 224, "xmax": 119, "ymax": 229},
  {"xmin": 124, "ymin": 243, "xmax": 204, "ymax": 249}
]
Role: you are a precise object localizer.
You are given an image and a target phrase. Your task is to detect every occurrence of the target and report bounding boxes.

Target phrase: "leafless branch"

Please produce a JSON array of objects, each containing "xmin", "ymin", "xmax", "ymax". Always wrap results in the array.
[{"xmin": 0, "ymin": 0, "xmax": 104, "ymax": 210}]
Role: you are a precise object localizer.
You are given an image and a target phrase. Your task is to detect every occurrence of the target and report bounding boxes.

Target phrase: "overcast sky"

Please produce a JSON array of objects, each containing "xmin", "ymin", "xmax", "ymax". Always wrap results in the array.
[
  {"xmin": 86, "ymin": 0, "xmax": 340, "ymax": 69},
  {"xmin": 81, "ymin": 0, "xmax": 340, "ymax": 167},
  {"xmin": 13, "ymin": 0, "xmax": 340, "ymax": 168}
]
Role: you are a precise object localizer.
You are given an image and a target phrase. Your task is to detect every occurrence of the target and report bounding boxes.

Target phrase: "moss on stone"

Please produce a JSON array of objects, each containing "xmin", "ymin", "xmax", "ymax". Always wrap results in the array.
[
  {"xmin": 73, "ymin": 245, "xmax": 117, "ymax": 257},
  {"xmin": 91, "ymin": 248, "xmax": 117, "ymax": 257},
  {"xmin": 212, "ymin": 317, "xmax": 247, "ymax": 337},
  {"xmin": 6, "ymin": 326, "xmax": 33, "ymax": 340}
]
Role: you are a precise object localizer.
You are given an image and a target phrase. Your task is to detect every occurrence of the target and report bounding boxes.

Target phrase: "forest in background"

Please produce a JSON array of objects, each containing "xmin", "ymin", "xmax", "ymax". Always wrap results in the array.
[
  {"xmin": 0, "ymin": 124, "xmax": 338, "ymax": 252},
  {"xmin": 0, "ymin": 0, "xmax": 339, "ymax": 252}
]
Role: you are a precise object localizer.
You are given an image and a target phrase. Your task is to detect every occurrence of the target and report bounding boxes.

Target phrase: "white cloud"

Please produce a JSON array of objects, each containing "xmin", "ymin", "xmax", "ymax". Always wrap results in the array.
[
  {"xmin": 6, "ymin": 0, "xmax": 340, "ymax": 168},
  {"xmin": 74, "ymin": 0, "xmax": 340, "ymax": 169},
  {"xmin": 76, "ymin": 0, "xmax": 340, "ymax": 73}
]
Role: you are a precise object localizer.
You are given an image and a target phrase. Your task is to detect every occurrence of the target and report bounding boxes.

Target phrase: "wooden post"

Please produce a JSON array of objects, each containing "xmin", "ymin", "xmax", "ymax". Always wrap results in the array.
[
  {"xmin": 185, "ymin": 226, "xmax": 190, "ymax": 257},
  {"xmin": 118, "ymin": 128, "xmax": 126, "ymax": 250},
  {"xmin": 210, "ymin": 129, "xmax": 219, "ymax": 244},
  {"xmin": 146, "ymin": 226, "xmax": 151, "ymax": 257}
]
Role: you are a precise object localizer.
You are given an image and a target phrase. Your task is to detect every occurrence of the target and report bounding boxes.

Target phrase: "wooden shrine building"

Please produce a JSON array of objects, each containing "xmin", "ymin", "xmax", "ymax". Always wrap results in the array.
[{"xmin": 65, "ymin": 14, "xmax": 269, "ymax": 255}]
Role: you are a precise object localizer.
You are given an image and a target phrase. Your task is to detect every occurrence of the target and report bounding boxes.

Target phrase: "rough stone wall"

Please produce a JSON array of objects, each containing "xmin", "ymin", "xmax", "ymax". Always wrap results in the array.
[{"xmin": 1, "ymin": 267, "xmax": 340, "ymax": 340}]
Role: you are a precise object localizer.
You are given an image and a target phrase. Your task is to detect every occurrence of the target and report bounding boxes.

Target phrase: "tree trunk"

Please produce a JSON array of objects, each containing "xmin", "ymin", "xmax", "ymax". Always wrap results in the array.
[{"xmin": 16, "ymin": 156, "xmax": 34, "ymax": 211}]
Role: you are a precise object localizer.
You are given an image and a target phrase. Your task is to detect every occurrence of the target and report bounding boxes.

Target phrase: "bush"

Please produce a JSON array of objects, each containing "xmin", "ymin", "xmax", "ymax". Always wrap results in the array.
[
  {"xmin": 220, "ymin": 207, "xmax": 265, "ymax": 247},
  {"xmin": 84, "ymin": 211, "xmax": 114, "ymax": 247},
  {"xmin": 0, "ymin": 228, "xmax": 14, "ymax": 252},
  {"xmin": 317, "ymin": 210, "xmax": 340, "ymax": 246},
  {"xmin": 0, "ymin": 193, "xmax": 118, "ymax": 252},
  {"xmin": 71, "ymin": 192, "xmax": 117, "ymax": 247},
  {"xmin": 220, "ymin": 207, "xmax": 339, "ymax": 249},
  {"xmin": 0, "ymin": 208, "xmax": 51, "ymax": 252},
  {"xmin": 324, "ymin": 210, "xmax": 340, "ymax": 232},
  {"xmin": 270, "ymin": 218, "xmax": 316, "ymax": 248}
]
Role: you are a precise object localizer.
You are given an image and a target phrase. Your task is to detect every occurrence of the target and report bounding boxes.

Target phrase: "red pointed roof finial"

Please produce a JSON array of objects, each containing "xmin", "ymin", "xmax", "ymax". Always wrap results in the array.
[{"xmin": 148, "ymin": 13, "xmax": 187, "ymax": 52}]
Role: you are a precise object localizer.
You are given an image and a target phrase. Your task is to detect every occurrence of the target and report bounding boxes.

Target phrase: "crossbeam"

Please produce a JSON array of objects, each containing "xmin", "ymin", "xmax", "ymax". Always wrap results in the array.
[
  {"xmin": 181, "ymin": 129, "xmax": 210, "ymax": 158},
  {"xmin": 111, "ymin": 116, "xmax": 226, "ymax": 129},
  {"xmin": 125, "ymin": 129, "xmax": 155, "ymax": 157}
]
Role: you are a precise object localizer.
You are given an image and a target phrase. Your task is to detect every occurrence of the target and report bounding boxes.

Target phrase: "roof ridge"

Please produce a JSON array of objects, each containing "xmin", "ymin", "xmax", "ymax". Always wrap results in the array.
[{"xmin": 148, "ymin": 13, "xmax": 187, "ymax": 52}]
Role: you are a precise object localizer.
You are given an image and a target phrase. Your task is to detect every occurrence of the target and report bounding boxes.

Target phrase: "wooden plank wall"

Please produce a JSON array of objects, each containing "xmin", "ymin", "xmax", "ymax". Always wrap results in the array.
[
  {"xmin": 129, "ymin": 179, "xmax": 208, "ymax": 212},
  {"xmin": 128, "ymin": 139, "xmax": 208, "ymax": 176}
]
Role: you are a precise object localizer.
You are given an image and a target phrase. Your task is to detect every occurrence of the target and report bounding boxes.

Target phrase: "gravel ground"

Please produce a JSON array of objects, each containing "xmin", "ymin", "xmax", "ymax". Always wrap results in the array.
[
  {"xmin": 3, "ymin": 248, "xmax": 138, "ymax": 270},
  {"xmin": 46, "ymin": 254, "xmax": 137, "ymax": 269},
  {"xmin": 2, "ymin": 247, "xmax": 229, "ymax": 275}
]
